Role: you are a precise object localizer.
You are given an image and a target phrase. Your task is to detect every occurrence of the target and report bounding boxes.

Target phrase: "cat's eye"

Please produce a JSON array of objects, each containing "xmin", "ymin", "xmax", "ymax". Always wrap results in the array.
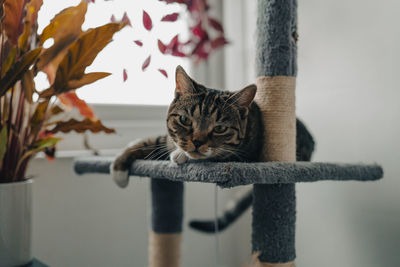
[
  {"xmin": 179, "ymin": 115, "xmax": 192, "ymax": 126},
  {"xmin": 213, "ymin": 125, "xmax": 228, "ymax": 134}
]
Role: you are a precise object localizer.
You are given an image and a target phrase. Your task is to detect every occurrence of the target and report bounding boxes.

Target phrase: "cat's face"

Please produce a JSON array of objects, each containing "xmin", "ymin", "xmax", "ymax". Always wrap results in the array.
[{"xmin": 167, "ymin": 66, "xmax": 256, "ymax": 160}]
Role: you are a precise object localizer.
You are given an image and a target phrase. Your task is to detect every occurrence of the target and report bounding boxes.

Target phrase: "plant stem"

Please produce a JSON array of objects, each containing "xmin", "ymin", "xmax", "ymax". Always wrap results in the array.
[{"xmin": 0, "ymin": 17, "xmax": 4, "ymax": 78}]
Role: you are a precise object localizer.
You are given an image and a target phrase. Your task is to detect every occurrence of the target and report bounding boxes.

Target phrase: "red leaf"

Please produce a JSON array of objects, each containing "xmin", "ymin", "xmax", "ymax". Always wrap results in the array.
[
  {"xmin": 161, "ymin": 13, "xmax": 179, "ymax": 22},
  {"xmin": 192, "ymin": 23, "xmax": 208, "ymax": 39},
  {"xmin": 142, "ymin": 10, "xmax": 152, "ymax": 31},
  {"xmin": 211, "ymin": 36, "xmax": 228, "ymax": 49},
  {"xmin": 158, "ymin": 40, "xmax": 166, "ymax": 54},
  {"xmin": 192, "ymin": 40, "xmax": 210, "ymax": 59},
  {"xmin": 58, "ymin": 92, "xmax": 97, "ymax": 121},
  {"xmin": 172, "ymin": 50, "xmax": 186, "ymax": 57},
  {"xmin": 158, "ymin": 69, "xmax": 168, "ymax": 78},
  {"xmin": 208, "ymin": 17, "xmax": 224, "ymax": 32},
  {"xmin": 160, "ymin": 35, "xmax": 187, "ymax": 57},
  {"xmin": 166, "ymin": 35, "xmax": 179, "ymax": 50},
  {"xmin": 123, "ymin": 69, "xmax": 128, "ymax": 82},
  {"xmin": 110, "ymin": 15, "xmax": 116, "ymax": 23},
  {"xmin": 188, "ymin": 0, "xmax": 208, "ymax": 13},
  {"xmin": 142, "ymin": 55, "xmax": 151, "ymax": 71},
  {"xmin": 134, "ymin": 40, "xmax": 143, "ymax": 46},
  {"xmin": 122, "ymin": 12, "xmax": 132, "ymax": 27}
]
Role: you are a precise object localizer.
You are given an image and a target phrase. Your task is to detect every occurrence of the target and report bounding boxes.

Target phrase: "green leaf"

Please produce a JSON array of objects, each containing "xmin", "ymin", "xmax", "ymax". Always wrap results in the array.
[
  {"xmin": 0, "ymin": 125, "xmax": 8, "ymax": 162},
  {"xmin": 1, "ymin": 46, "xmax": 17, "ymax": 77},
  {"xmin": 66, "ymin": 72, "xmax": 111, "ymax": 90},
  {"xmin": 0, "ymin": 48, "xmax": 42, "ymax": 97},
  {"xmin": 31, "ymin": 137, "xmax": 61, "ymax": 151},
  {"xmin": 15, "ymin": 137, "xmax": 61, "ymax": 174},
  {"xmin": 53, "ymin": 23, "xmax": 126, "ymax": 95},
  {"xmin": 29, "ymin": 100, "xmax": 49, "ymax": 135}
]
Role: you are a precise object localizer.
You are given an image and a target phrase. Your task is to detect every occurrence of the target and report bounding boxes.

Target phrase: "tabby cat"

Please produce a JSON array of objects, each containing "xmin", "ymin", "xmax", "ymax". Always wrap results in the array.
[{"xmin": 111, "ymin": 66, "xmax": 314, "ymax": 233}]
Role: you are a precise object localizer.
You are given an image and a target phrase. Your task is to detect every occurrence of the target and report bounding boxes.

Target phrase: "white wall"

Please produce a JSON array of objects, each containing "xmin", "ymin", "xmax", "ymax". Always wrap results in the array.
[
  {"xmin": 224, "ymin": 0, "xmax": 400, "ymax": 266},
  {"xmin": 28, "ymin": 0, "xmax": 400, "ymax": 266},
  {"xmin": 30, "ymin": 158, "xmax": 242, "ymax": 267}
]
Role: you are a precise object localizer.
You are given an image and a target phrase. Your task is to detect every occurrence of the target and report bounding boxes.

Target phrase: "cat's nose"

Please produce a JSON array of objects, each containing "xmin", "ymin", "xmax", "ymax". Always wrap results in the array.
[{"xmin": 192, "ymin": 140, "xmax": 205, "ymax": 149}]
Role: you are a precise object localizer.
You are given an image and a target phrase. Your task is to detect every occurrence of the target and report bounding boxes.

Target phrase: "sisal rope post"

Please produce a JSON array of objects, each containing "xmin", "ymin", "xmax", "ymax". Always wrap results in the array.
[
  {"xmin": 149, "ymin": 179, "xmax": 184, "ymax": 267},
  {"xmin": 149, "ymin": 232, "xmax": 182, "ymax": 267},
  {"xmin": 252, "ymin": 0, "xmax": 297, "ymax": 265}
]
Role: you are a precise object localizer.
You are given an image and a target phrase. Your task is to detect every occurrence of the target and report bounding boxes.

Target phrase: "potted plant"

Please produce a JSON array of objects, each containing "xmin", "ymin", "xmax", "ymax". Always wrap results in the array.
[
  {"xmin": 0, "ymin": 0, "xmax": 227, "ymax": 265},
  {"xmin": 0, "ymin": 1, "xmax": 127, "ymax": 265}
]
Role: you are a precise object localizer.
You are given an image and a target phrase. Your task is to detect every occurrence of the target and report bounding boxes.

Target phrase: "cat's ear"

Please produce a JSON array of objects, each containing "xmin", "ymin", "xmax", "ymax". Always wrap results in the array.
[
  {"xmin": 175, "ymin": 65, "xmax": 196, "ymax": 96},
  {"xmin": 231, "ymin": 84, "xmax": 257, "ymax": 108}
]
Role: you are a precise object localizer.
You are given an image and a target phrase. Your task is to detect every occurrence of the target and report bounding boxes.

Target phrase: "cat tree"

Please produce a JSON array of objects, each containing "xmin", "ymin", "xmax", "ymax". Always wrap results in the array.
[{"xmin": 74, "ymin": 0, "xmax": 383, "ymax": 266}]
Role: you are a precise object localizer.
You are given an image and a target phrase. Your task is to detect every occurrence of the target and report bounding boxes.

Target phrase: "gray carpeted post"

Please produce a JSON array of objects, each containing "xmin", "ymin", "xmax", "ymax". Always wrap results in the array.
[
  {"xmin": 151, "ymin": 179, "xmax": 183, "ymax": 233},
  {"xmin": 149, "ymin": 179, "xmax": 183, "ymax": 267},
  {"xmin": 252, "ymin": 0, "xmax": 298, "ymax": 265}
]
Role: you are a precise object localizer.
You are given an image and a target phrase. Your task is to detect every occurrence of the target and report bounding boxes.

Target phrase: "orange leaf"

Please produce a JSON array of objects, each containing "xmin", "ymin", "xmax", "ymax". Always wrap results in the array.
[
  {"xmin": 4, "ymin": 0, "xmax": 27, "ymax": 45},
  {"xmin": 40, "ymin": 1, "xmax": 87, "ymax": 45},
  {"xmin": 26, "ymin": 0, "xmax": 43, "ymax": 24},
  {"xmin": 47, "ymin": 118, "xmax": 115, "ymax": 134},
  {"xmin": 41, "ymin": 60, "xmax": 57, "ymax": 85},
  {"xmin": 18, "ymin": 0, "xmax": 43, "ymax": 49},
  {"xmin": 36, "ymin": 1, "xmax": 88, "ymax": 84},
  {"xmin": 36, "ymin": 34, "xmax": 77, "ymax": 72},
  {"xmin": 21, "ymin": 69, "xmax": 35, "ymax": 103},
  {"xmin": 66, "ymin": 72, "xmax": 111, "ymax": 89},
  {"xmin": 53, "ymin": 22, "xmax": 126, "ymax": 94},
  {"xmin": 58, "ymin": 92, "xmax": 97, "ymax": 120}
]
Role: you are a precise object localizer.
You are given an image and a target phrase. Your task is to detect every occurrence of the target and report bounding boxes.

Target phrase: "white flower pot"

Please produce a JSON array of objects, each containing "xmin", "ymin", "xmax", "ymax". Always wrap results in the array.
[{"xmin": 0, "ymin": 180, "xmax": 33, "ymax": 267}]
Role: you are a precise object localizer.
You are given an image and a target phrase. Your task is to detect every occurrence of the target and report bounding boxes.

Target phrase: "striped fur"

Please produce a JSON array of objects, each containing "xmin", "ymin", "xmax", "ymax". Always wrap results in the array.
[{"xmin": 112, "ymin": 66, "xmax": 314, "ymax": 231}]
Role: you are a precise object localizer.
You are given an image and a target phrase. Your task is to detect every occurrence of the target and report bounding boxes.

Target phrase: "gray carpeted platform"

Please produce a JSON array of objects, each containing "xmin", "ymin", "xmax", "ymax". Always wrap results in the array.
[{"xmin": 74, "ymin": 157, "xmax": 383, "ymax": 188}]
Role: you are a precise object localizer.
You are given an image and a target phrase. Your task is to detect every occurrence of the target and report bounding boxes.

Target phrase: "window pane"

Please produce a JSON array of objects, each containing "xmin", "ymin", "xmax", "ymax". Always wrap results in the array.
[{"xmin": 37, "ymin": 0, "xmax": 190, "ymax": 105}]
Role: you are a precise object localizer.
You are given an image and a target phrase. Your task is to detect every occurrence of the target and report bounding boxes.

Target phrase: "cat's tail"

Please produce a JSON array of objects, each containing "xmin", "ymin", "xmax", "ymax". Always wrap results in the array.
[{"xmin": 189, "ymin": 188, "xmax": 253, "ymax": 233}]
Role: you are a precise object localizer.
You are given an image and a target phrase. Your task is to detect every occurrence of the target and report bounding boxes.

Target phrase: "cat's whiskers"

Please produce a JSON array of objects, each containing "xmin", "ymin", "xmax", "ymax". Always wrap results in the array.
[
  {"xmin": 144, "ymin": 145, "xmax": 171, "ymax": 160},
  {"xmin": 146, "ymin": 147, "xmax": 170, "ymax": 160},
  {"xmin": 125, "ymin": 143, "xmax": 168, "ymax": 154},
  {"xmin": 153, "ymin": 148, "xmax": 174, "ymax": 161},
  {"xmin": 216, "ymin": 146, "xmax": 248, "ymax": 161},
  {"xmin": 221, "ymin": 93, "xmax": 246, "ymax": 112}
]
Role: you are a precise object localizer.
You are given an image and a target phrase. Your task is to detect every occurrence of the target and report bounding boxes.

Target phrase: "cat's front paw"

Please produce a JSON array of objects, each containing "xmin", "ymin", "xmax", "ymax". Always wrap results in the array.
[
  {"xmin": 110, "ymin": 161, "xmax": 129, "ymax": 188},
  {"xmin": 170, "ymin": 149, "xmax": 188, "ymax": 164}
]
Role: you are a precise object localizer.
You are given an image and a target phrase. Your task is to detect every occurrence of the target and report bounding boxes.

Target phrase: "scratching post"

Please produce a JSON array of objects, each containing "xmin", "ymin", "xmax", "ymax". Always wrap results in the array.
[
  {"xmin": 149, "ymin": 179, "xmax": 183, "ymax": 267},
  {"xmin": 252, "ymin": 0, "xmax": 297, "ymax": 265},
  {"xmin": 73, "ymin": 0, "xmax": 384, "ymax": 264}
]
